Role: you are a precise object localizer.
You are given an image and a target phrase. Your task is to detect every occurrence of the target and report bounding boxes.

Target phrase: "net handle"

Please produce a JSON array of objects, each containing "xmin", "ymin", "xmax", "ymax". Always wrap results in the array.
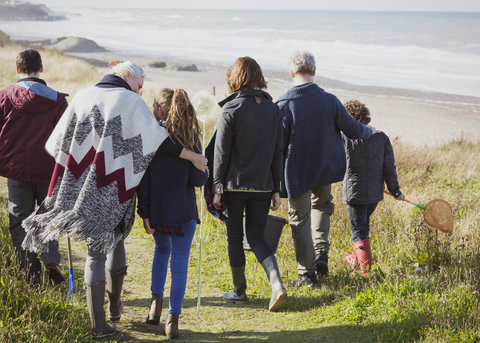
[{"xmin": 383, "ymin": 190, "xmax": 425, "ymax": 210}]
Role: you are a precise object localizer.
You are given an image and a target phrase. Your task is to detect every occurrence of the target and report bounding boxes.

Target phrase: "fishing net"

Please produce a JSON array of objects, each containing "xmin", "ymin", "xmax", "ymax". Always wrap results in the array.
[{"xmin": 423, "ymin": 199, "xmax": 454, "ymax": 233}]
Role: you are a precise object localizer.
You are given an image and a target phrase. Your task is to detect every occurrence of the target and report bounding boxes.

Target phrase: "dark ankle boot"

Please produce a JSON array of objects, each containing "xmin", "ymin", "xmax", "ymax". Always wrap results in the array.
[
  {"xmin": 315, "ymin": 251, "xmax": 329, "ymax": 276},
  {"xmin": 165, "ymin": 314, "xmax": 179, "ymax": 340},
  {"xmin": 146, "ymin": 295, "xmax": 163, "ymax": 325},
  {"xmin": 106, "ymin": 266, "xmax": 127, "ymax": 322},
  {"xmin": 353, "ymin": 239, "xmax": 371, "ymax": 277},
  {"xmin": 222, "ymin": 265, "xmax": 248, "ymax": 303},
  {"xmin": 26, "ymin": 251, "xmax": 42, "ymax": 286},
  {"xmin": 15, "ymin": 247, "xmax": 27, "ymax": 270},
  {"xmin": 86, "ymin": 280, "xmax": 116, "ymax": 339},
  {"xmin": 261, "ymin": 255, "xmax": 287, "ymax": 312},
  {"xmin": 45, "ymin": 263, "xmax": 65, "ymax": 285}
]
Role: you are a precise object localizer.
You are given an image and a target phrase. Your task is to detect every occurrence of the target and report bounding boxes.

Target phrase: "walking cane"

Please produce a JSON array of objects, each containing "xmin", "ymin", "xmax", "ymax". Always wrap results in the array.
[
  {"xmin": 191, "ymin": 89, "xmax": 218, "ymax": 318},
  {"xmin": 67, "ymin": 237, "xmax": 74, "ymax": 300}
]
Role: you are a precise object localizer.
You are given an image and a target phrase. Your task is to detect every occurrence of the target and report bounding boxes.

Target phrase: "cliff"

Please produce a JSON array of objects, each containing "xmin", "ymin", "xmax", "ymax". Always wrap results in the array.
[
  {"xmin": 0, "ymin": 30, "xmax": 10, "ymax": 46},
  {"xmin": 0, "ymin": 3, "xmax": 64, "ymax": 21}
]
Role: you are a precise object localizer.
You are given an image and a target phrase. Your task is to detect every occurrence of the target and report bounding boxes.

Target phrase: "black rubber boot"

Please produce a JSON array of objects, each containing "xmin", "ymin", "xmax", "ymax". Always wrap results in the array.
[
  {"xmin": 106, "ymin": 266, "xmax": 127, "ymax": 322},
  {"xmin": 261, "ymin": 255, "xmax": 287, "ymax": 311},
  {"xmin": 315, "ymin": 251, "xmax": 329, "ymax": 276},
  {"xmin": 86, "ymin": 280, "xmax": 117, "ymax": 340},
  {"xmin": 223, "ymin": 265, "xmax": 249, "ymax": 303}
]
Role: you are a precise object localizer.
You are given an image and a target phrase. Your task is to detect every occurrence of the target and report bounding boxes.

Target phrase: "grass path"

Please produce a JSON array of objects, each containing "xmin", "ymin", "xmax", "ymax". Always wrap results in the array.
[
  {"xmin": 4, "ymin": 138, "xmax": 479, "ymax": 342},
  {"xmin": 61, "ymin": 221, "xmax": 378, "ymax": 343}
]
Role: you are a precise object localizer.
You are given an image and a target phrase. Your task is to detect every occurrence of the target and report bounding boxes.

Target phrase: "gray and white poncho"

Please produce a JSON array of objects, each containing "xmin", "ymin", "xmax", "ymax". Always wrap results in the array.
[{"xmin": 22, "ymin": 86, "xmax": 167, "ymax": 254}]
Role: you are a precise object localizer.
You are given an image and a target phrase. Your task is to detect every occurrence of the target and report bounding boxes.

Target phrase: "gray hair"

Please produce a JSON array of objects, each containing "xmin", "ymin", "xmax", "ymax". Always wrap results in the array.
[
  {"xmin": 288, "ymin": 50, "xmax": 316, "ymax": 76},
  {"xmin": 110, "ymin": 60, "xmax": 149, "ymax": 81}
]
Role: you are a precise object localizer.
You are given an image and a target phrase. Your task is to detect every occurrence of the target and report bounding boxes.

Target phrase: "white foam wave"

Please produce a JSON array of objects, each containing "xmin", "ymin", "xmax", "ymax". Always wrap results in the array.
[{"xmin": 2, "ymin": 8, "xmax": 479, "ymax": 97}]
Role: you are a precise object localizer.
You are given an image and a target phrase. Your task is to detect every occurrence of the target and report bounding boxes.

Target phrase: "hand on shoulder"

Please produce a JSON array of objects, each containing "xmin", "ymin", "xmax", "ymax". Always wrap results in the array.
[{"xmin": 366, "ymin": 124, "xmax": 382, "ymax": 135}]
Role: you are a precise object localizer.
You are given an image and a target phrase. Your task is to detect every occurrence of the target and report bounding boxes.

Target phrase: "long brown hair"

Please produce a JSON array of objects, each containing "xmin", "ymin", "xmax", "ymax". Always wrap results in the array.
[
  {"xmin": 226, "ymin": 57, "xmax": 267, "ymax": 93},
  {"xmin": 154, "ymin": 88, "xmax": 201, "ymax": 151}
]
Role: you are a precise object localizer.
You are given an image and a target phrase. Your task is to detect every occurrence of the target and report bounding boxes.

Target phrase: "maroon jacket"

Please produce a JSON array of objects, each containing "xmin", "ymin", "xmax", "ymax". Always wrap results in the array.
[{"xmin": 0, "ymin": 82, "xmax": 68, "ymax": 183}]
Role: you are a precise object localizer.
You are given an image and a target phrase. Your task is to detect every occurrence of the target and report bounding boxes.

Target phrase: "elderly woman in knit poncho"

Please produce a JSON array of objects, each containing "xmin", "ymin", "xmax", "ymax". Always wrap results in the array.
[{"xmin": 22, "ymin": 61, "xmax": 207, "ymax": 339}]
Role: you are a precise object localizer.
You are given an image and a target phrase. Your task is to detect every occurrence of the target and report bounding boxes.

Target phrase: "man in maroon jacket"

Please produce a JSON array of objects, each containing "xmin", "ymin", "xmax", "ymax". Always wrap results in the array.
[{"xmin": 0, "ymin": 48, "xmax": 68, "ymax": 285}]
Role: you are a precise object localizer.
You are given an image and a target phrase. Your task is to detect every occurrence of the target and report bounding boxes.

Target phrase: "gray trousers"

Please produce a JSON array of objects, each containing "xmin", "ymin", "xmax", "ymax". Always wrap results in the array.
[
  {"xmin": 8, "ymin": 179, "xmax": 60, "ymax": 266},
  {"xmin": 288, "ymin": 184, "xmax": 334, "ymax": 276},
  {"xmin": 84, "ymin": 240, "xmax": 126, "ymax": 285}
]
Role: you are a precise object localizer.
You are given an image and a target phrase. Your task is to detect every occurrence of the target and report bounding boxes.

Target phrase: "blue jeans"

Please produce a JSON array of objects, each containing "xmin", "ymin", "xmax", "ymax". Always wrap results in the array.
[
  {"xmin": 347, "ymin": 203, "xmax": 378, "ymax": 242},
  {"xmin": 224, "ymin": 191, "xmax": 273, "ymax": 267},
  {"xmin": 151, "ymin": 219, "xmax": 197, "ymax": 315}
]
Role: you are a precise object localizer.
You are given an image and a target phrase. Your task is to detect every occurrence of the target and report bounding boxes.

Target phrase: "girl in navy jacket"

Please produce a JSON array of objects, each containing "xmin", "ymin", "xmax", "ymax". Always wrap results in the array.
[{"xmin": 137, "ymin": 88, "xmax": 208, "ymax": 339}]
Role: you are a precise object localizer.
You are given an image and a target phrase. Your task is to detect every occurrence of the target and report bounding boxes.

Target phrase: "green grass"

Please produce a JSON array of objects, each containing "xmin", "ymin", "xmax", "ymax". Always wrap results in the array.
[
  {"xmin": 0, "ymin": 194, "xmax": 91, "ymax": 343},
  {"xmin": 1, "ymin": 46, "xmax": 479, "ymax": 342}
]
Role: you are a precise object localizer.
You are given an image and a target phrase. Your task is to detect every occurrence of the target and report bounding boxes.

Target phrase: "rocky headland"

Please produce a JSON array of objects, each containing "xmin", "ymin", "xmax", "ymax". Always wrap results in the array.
[{"xmin": 0, "ymin": 3, "xmax": 64, "ymax": 21}]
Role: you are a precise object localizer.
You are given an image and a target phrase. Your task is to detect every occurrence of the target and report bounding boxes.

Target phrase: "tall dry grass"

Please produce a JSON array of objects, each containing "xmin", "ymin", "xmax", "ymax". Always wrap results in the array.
[
  {"xmin": 0, "ymin": 45, "xmax": 478, "ymax": 342},
  {"xmin": 196, "ymin": 134, "xmax": 480, "ymax": 342},
  {"xmin": 0, "ymin": 44, "xmax": 102, "ymax": 99}
]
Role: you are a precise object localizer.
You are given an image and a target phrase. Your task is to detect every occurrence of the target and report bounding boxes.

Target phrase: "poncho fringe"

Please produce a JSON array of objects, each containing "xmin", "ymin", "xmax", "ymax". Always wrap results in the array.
[{"xmin": 22, "ymin": 206, "xmax": 130, "ymax": 254}]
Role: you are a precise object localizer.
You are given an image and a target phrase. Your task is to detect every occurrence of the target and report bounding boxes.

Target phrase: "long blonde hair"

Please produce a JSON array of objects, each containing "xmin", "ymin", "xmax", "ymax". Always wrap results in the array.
[{"xmin": 154, "ymin": 88, "xmax": 201, "ymax": 151}]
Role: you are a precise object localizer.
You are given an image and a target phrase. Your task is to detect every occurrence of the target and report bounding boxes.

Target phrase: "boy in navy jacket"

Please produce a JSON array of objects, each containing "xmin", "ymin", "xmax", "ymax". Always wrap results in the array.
[{"xmin": 342, "ymin": 100, "xmax": 405, "ymax": 276}]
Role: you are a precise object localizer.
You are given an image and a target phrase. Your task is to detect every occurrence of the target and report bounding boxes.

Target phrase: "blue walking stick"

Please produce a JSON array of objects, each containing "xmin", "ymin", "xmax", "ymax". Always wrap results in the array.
[{"xmin": 67, "ymin": 237, "xmax": 74, "ymax": 300}]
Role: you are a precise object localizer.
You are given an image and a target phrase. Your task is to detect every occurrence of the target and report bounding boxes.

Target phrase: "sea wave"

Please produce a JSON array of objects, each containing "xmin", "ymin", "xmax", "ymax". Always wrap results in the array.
[{"xmin": 2, "ymin": 7, "xmax": 479, "ymax": 97}]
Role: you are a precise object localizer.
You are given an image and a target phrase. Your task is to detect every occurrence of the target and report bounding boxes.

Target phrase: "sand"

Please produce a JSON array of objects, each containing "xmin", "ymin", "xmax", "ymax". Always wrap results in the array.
[{"xmin": 55, "ymin": 50, "xmax": 480, "ymax": 147}]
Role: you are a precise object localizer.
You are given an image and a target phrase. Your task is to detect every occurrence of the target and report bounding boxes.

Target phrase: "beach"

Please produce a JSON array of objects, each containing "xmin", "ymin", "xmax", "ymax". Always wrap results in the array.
[
  {"xmin": 2, "ymin": 8, "xmax": 480, "ymax": 146},
  {"xmin": 2, "ymin": 9, "xmax": 480, "ymax": 342},
  {"xmin": 66, "ymin": 50, "xmax": 480, "ymax": 147}
]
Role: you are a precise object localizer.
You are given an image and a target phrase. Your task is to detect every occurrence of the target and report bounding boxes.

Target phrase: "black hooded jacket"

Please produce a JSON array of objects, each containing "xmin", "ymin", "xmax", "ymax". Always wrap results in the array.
[
  {"xmin": 342, "ymin": 132, "xmax": 401, "ymax": 204},
  {"xmin": 210, "ymin": 89, "xmax": 283, "ymax": 195}
]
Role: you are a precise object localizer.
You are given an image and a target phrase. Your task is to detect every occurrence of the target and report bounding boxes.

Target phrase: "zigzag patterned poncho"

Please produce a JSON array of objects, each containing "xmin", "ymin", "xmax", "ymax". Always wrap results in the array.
[{"xmin": 22, "ymin": 85, "xmax": 167, "ymax": 254}]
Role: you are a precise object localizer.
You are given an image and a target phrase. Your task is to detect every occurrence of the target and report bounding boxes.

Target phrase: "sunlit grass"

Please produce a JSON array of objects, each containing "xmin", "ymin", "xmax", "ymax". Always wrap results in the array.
[
  {"xmin": 0, "ymin": 45, "xmax": 479, "ymax": 342},
  {"xmin": 0, "ymin": 44, "xmax": 102, "ymax": 100}
]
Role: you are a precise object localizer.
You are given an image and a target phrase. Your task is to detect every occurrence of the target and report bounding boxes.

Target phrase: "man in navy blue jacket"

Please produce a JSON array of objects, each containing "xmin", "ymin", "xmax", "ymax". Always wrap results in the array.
[{"xmin": 276, "ymin": 50, "xmax": 376, "ymax": 287}]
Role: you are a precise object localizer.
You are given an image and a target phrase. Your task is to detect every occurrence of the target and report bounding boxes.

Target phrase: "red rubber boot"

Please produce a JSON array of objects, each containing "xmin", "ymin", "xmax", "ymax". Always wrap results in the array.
[{"xmin": 353, "ymin": 239, "xmax": 371, "ymax": 277}]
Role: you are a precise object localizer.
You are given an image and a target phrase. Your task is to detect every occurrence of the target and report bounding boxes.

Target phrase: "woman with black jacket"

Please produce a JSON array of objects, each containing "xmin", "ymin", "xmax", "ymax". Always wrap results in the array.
[{"xmin": 211, "ymin": 56, "xmax": 287, "ymax": 311}]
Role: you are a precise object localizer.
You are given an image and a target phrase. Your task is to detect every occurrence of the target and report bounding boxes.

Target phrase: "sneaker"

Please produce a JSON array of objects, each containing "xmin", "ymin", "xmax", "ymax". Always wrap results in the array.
[
  {"xmin": 293, "ymin": 272, "xmax": 318, "ymax": 288},
  {"xmin": 45, "ymin": 263, "xmax": 65, "ymax": 285}
]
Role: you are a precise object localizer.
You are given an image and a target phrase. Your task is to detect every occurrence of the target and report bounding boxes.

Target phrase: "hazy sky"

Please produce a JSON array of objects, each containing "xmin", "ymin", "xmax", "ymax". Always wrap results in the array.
[{"xmin": 37, "ymin": 0, "xmax": 480, "ymax": 12}]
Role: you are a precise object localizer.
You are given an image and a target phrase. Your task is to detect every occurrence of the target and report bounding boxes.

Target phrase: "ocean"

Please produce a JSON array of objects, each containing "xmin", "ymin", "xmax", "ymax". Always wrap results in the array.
[{"xmin": 1, "ymin": 8, "xmax": 479, "ymax": 97}]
